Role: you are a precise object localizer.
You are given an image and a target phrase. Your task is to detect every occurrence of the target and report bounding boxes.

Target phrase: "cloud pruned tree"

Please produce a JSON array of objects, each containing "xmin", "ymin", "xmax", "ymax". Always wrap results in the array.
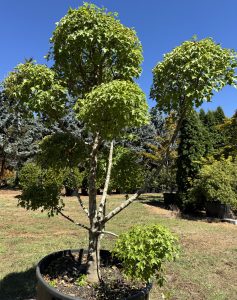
[
  {"xmin": 3, "ymin": 10, "xmax": 237, "ymax": 285},
  {"xmin": 150, "ymin": 37, "xmax": 237, "ymax": 179},
  {"xmin": 3, "ymin": 3, "xmax": 148, "ymax": 283}
]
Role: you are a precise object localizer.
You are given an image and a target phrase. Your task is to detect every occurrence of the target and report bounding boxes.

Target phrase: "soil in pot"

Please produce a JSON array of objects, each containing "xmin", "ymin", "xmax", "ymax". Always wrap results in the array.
[{"xmin": 41, "ymin": 250, "xmax": 147, "ymax": 300}]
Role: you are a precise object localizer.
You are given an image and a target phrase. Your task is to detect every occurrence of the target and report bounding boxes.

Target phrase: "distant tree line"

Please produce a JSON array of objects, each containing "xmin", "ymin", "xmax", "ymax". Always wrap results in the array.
[{"xmin": 176, "ymin": 106, "xmax": 237, "ymax": 212}]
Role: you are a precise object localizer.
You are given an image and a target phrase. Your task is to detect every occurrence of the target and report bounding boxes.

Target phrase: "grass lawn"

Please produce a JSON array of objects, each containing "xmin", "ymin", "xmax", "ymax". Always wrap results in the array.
[{"xmin": 0, "ymin": 190, "xmax": 236, "ymax": 300}]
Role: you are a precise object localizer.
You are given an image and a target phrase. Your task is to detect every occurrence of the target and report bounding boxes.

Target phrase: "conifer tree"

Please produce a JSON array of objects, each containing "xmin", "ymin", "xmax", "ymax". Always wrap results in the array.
[
  {"xmin": 0, "ymin": 92, "xmax": 46, "ymax": 185},
  {"xmin": 199, "ymin": 108, "xmax": 206, "ymax": 124},
  {"xmin": 176, "ymin": 110, "xmax": 207, "ymax": 210},
  {"xmin": 200, "ymin": 107, "xmax": 227, "ymax": 153},
  {"xmin": 214, "ymin": 106, "xmax": 225, "ymax": 124}
]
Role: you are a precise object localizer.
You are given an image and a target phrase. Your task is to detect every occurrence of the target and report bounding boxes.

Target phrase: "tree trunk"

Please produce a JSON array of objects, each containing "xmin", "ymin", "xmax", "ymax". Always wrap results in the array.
[
  {"xmin": 0, "ymin": 157, "xmax": 6, "ymax": 187},
  {"xmin": 87, "ymin": 133, "xmax": 100, "ymax": 283},
  {"xmin": 87, "ymin": 231, "xmax": 100, "ymax": 282},
  {"xmin": 0, "ymin": 157, "xmax": 5, "ymax": 178}
]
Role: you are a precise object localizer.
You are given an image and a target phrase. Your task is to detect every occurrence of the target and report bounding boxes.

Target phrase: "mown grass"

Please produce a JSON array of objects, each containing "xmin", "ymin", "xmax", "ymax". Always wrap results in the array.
[{"xmin": 0, "ymin": 190, "xmax": 236, "ymax": 300}]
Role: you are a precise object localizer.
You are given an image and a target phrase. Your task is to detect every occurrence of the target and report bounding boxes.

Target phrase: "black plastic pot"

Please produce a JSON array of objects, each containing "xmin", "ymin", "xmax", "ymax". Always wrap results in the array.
[
  {"xmin": 206, "ymin": 201, "xmax": 233, "ymax": 219},
  {"xmin": 36, "ymin": 249, "xmax": 152, "ymax": 300},
  {"xmin": 65, "ymin": 186, "xmax": 74, "ymax": 196},
  {"xmin": 163, "ymin": 192, "xmax": 178, "ymax": 208}
]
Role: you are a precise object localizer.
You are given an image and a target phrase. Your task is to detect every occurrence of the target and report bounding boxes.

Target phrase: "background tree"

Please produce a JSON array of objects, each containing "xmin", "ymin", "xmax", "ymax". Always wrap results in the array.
[
  {"xmin": 199, "ymin": 108, "xmax": 206, "ymax": 124},
  {"xmin": 217, "ymin": 110, "xmax": 237, "ymax": 158},
  {"xmin": 0, "ymin": 92, "xmax": 47, "ymax": 186},
  {"xmin": 150, "ymin": 38, "xmax": 237, "ymax": 199},
  {"xmin": 176, "ymin": 110, "xmax": 207, "ymax": 210},
  {"xmin": 140, "ymin": 109, "xmax": 178, "ymax": 192},
  {"xmin": 199, "ymin": 107, "xmax": 228, "ymax": 156},
  {"xmin": 213, "ymin": 106, "xmax": 225, "ymax": 124}
]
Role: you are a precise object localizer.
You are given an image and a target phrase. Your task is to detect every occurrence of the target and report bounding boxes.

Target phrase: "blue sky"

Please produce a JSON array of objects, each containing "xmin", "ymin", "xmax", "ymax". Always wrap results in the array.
[{"xmin": 1, "ymin": 0, "xmax": 237, "ymax": 116}]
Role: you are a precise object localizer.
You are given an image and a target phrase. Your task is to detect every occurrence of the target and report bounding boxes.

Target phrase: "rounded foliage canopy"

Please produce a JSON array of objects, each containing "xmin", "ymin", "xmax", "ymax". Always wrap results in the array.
[
  {"xmin": 19, "ymin": 162, "xmax": 84, "ymax": 215},
  {"xmin": 76, "ymin": 80, "xmax": 149, "ymax": 139},
  {"xmin": 96, "ymin": 146, "xmax": 145, "ymax": 192},
  {"xmin": 151, "ymin": 38, "xmax": 237, "ymax": 114},
  {"xmin": 3, "ymin": 61, "xmax": 67, "ymax": 121},
  {"xmin": 50, "ymin": 3, "xmax": 143, "ymax": 97}
]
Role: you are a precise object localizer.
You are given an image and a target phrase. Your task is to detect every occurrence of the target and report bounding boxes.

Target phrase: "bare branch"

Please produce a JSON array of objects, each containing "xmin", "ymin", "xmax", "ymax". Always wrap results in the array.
[
  {"xmin": 75, "ymin": 190, "xmax": 89, "ymax": 217},
  {"xmin": 98, "ymin": 140, "xmax": 114, "ymax": 218},
  {"xmin": 57, "ymin": 209, "xmax": 90, "ymax": 231},
  {"xmin": 65, "ymin": 159, "xmax": 89, "ymax": 218},
  {"xmin": 102, "ymin": 191, "xmax": 142, "ymax": 224},
  {"xmin": 97, "ymin": 230, "xmax": 118, "ymax": 237},
  {"xmin": 88, "ymin": 132, "xmax": 100, "ymax": 221},
  {"xmin": 101, "ymin": 101, "xmax": 190, "ymax": 225},
  {"xmin": 156, "ymin": 109, "xmax": 186, "ymax": 174},
  {"xmin": 146, "ymin": 104, "xmax": 189, "ymax": 174}
]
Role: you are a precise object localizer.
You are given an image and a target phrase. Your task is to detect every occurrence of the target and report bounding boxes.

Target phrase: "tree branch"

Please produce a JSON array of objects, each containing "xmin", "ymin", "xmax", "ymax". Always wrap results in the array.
[
  {"xmin": 102, "ymin": 191, "xmax": 142, "ymax": 224},
  {"xmin": 98, "ymin": 140, "xmax": 114, "ymax": 218},
  {"xmin": 102, "ymin": 102, "xmax": 190, "ymax": 225},
  {"xmin": 97, "ymin": 230, "xmax": 118, "ymax": 237},
  {"xmin": 75, "ymin": 190, "xmax": 90, "ymax": 217},
  {"xmin": 88, "ymin": 132, "xmax": 100, "ymax": 226},
  {"xmin": 145, "ymin": 103, "xmax": 189, "ymax": 173},
  {"xmin": 57, "ymin": 209, "xmax": 90, "ymax": 231},
  {"xmin": 156, "ymin": 108, "xmax": 187, "ymax": 173}
]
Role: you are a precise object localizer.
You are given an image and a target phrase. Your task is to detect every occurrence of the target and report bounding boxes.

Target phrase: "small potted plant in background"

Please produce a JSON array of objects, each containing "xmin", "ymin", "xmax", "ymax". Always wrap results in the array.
[{"xmin": 190, "ymin": 157, "xmax": 237, "ymax": 219}]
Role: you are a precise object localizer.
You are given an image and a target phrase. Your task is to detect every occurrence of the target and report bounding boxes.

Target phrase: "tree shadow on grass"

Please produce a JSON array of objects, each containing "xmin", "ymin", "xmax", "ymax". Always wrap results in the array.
[
  {"xmin": 0, "ymin": 266, "xmax": 36, "ymax": 300},
  {"xmin": 140, "ymin": 195, "xmax": 216, "ymax": 222},
  {"xmin": 139, "ymin": 195, "xmax": 166, "ymax": 209}
]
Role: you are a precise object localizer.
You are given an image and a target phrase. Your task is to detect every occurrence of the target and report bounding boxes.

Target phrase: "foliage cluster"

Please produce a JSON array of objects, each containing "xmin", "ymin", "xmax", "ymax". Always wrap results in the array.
[
  {"xmin": 19, "ymin": 163, "xmax": 65, "ymax": 215},
  {"xmin": 50, "ymin": 3, "xmax": 143, "ymax": 97},
  {"xmin": 76, "ymin": 80, "xmax": 149, "ymax": 139},
  {"xmin": 37, "ymin": 133, "xmax": 88, "ymax": 170},
  {"xmin": 113, "ymin": 224, "xmax": 179, "ymax": 286},
  {"xmin": 151, "ymin": 38, "xmax": 237, "ymax": 114},
  {"xmin": 191, "ymin": 157, "xmax": 237, "ymax": 209},
  {"xmin": 110, "ymin": 146, "xmax": 145, "ymax": 192},
  {"xmin": 176, "ymin": 106, "xmax": 237, "ymax": 211},
  {"xmin": 19, "ymin": 162, "xmax": 85, "ymax": 214},
  {"xmin": 3, "ymin": 62, "xmax": 67, "ymax": 121}
]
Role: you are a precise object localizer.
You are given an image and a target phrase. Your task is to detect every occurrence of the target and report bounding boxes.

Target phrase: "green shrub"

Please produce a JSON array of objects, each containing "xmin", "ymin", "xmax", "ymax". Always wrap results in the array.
[
  {"xmin": 19, "ymin": 163, "xmax": 65, "ymax": 216},
  {"xmin": 113, "ymin": 224, "xmax": 179, "ymax": 286},
  {"xmin": 110, "ymin": 146, "xmax": 145, "ymax": 193},
  {"xmin": 96, "ymin": 146, "xmax": 145, "ymax": 193},
  {"xmin": 191, "ymin": 157, "xmax": 237, "ymax": 209},
  {"xmin": 62, "ymin": 167, "xmax": 85, "ymax": 190}
]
